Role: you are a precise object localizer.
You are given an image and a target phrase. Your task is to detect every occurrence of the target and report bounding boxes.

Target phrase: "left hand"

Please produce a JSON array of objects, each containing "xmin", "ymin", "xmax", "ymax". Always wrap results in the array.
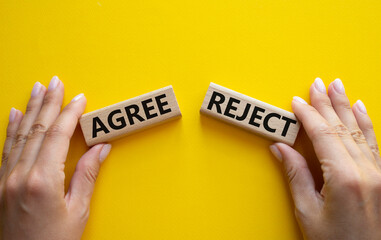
[{"xmin": 0, "ymin": 76, "xmax": 111, "ymax": 240}]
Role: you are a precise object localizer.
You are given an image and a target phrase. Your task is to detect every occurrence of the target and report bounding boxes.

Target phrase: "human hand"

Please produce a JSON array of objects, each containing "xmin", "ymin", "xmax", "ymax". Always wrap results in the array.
[
  {"xmin": 0, "ymin": 77, "xmax": 111, "ymax": 240},
  {"xmin": 270, "ymin": 78, "xmax": 380, "ymax": 240}
]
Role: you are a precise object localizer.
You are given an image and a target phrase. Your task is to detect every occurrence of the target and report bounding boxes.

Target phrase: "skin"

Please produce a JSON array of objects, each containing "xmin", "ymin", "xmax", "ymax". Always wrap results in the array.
[
  {"xmin": 0, "ymin": 77, "xmax": 111, "ymax": 240},
  {"xmin": 0, "ymin": 76, "xmax": 379, "ymax": 239},
  {"xmin": 270, "ymin": 78, "xmax": 381, "ymax": 240}
]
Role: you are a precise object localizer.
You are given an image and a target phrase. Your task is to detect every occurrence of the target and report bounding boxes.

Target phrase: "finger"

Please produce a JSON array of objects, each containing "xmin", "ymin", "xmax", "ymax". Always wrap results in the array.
[
  {"xmin": 270, "ymin": 143, "xmax": 321, "ymax": 216},
  {"xmin": 35, "ymin": 93, "xmax": 86, "ymax": 173},
  {"xmin": 352, "ymin": 100, "xmax": 380, "ymax": 165},
  {"xmin": 66, "ymin": 144, "xmax": 111, "ymax": 215},
  {"xmin": 292, "ymin": 96, "xmax": 356, "ymax": 172},
  {"xmin": 0, "ymin": 108, "xmax": 23, "ymax": 179},
  {"xmin": 5, "ymin": 82, "xmax": 46, "ymax": 175},
  {"xmin": 309, "ymin": 78, "xmax": 366, "ymax": 165},
  {"xmin": 327, "ymin": 79, "xmax": 375, "ymax": 165},
  {"xmin": 16, "ymin": 76, "xmax": 64, "ymax": 171}
]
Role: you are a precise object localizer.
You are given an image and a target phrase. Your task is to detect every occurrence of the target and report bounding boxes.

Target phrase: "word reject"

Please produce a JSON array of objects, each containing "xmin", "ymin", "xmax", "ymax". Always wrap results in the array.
[
  {"xmin": 200, "ymin": 83, "xmax": 300, "ymax": 146},
  {"xmin": 80, "ymin": 86, "xmax": 181, "ymax": 146}
]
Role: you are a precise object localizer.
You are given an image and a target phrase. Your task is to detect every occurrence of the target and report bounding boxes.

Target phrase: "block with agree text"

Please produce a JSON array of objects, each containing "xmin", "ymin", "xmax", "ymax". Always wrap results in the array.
[
  {"xmin": 80, "ymin": 86, "xmax": 181, "ymax": 146},
  {"xmin": 200, "ymin": 83, "xmax": 300, "ymax": 145}
]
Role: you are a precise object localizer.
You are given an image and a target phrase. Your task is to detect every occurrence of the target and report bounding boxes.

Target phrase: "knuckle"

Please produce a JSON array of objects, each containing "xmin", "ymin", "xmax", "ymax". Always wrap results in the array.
[
  {"xmin": 27, "ymin": 123, "xmax": 48, "ymax": 140},
  {"xmin": 45, "ymin": 124, "xmax": 65, "ymax": 139},
  {"xmin": 77, "ymin": 205, "xmax": 90, "ymax": 223},
  {"xmin": 5, "ymin": 172, "xmax": 22, "ymax": 198},
  {"xmin": 363, "ymin": 120, "xmax": 375, "ymax": 132},
  {"xmin": 310, "ymin": 122, "xmax": 337, "ymax": 140},
  {"xmin": 83, "ymin": 165, "xmax": 99, "ymax": 184},
  {"xmin": 294, "ymin": 207, "xmax": 309, "ymax": 222},
  {"xmin": 12, "ymin": 132, "xmax": 28, "ymax": 149},
  {"xmin": 2, "ymin": 152, "xmax": 9, "ymax": 165},
  {"xmin": 284, "ymin": 165, "xmax": 299, "ymax": 186},
  {"xmin": 333, "ymin": 123, "xmax": 351, "ymax": 137},
  {"xmin": 370, "ymin": 144, "xmax": 380, "ymax": 156},
  {"xmin": 370, "ymin": 175, "xmax": 381, "ymax": 192},
  {"xmin": 334, "ymin": 97, "xmax": 352, "ymax": 111},
  {"xmin": 42, "ymin": 93, "xmax": 59, "ymax": 106},
  {"xmin": 25, "ymin": 102, "xmax": 36, "ymax": 115},
  {"xmin": 339, "ymin": 175, "xmax": 363, "ymax": 194},
  {"xmin": 25, "ymin": 170, "xmax": 46, "ymax": 197},
  {"xmin": 349, "ymin": 129, "xmax": 367, "ymax": 144},
  {"xmin": 317, "ymin": 98, "xmax": 334, "ymax": 110},
  {"xmin": 6, "ymin": 128, "xmax": 16, "ymax": 139}
]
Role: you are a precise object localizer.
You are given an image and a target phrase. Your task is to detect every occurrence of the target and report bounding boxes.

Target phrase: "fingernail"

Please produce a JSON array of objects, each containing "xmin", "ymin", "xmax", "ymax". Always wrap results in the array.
[
  {"xmin": 9, "ymin": 107, "xmax": 16, "ymax": 122},
  {"xmin": 293, "ymin": 96, "xmax": 308, "ymax": 104},
  {"xmin": 48, "ymin": 76, "xmax": 60, "ymax": 91},
  {"xmin": 333, "ymin": 78, "xmax": 345, "ymax": 94},
  {"xmin": 31, "ymin": 82, "xmax": 42, "ymax": 97},
  {"xmin": 356, "ymin": 100, "xmax": 367, "ymax": 114},
  {"xmin": 71, "ymin": 93, "xmax": 84, "ymax": 102},
  {"xmin": 270, "ymin": 144, "xmax": 282, "ymax": 162},
  {"xmin": 99, "ymin": 144, "xmax": 112, "ymax": 163},
  {"xmin": 314, "ymin": 77, "xmax": 326, "ymax": 94}
]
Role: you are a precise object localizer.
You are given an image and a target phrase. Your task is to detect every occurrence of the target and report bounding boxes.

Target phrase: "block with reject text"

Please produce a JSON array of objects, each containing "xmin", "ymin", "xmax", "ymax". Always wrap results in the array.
[
  {"xmin": 200, "ymin": 83, "xmax": 300, "ymax": 145},
  {"xmin": 80, "ymin": 86, "xmax": 181, "ymax": 146}
]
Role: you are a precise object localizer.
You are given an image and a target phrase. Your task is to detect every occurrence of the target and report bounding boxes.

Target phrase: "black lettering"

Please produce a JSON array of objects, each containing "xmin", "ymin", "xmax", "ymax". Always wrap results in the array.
[
  {"xmin": 281, "ymin": 116, "xmax": 297, "ymax": 137},
  {"xmin": 92, "ymin": 117, "xmax": 110, "ymax": 138},
  {"xmin": 263, "ymin": 113, "xmax": 281, "ymax": 133},
  {"xmin": 125, "ymin": 105, "xmax": 145, "ymax": 125},
  {"xmin": 236, "ymin": 103, "xmax": 251, "ymax": 121},
  {"xmin": 155, "ymin": 94, "xmax": 171, "ymax": 115},
  {"xmin": 207, "ymin": 91, "xmax": 225, "ymax": 114},
  {"xmin": 141, "ymin": 98, "xmax": 158, "ymax": 120},
  {"xmin": 248, "ymin": 106, "xmax": 265, "ymax": 127},
  {"xmin": 108, "ymin": 109, "xmax": 127, "ymax": 130},
  {"xmin": 224, "ymin": 97, "xmax": 240, "ymax": 119}
]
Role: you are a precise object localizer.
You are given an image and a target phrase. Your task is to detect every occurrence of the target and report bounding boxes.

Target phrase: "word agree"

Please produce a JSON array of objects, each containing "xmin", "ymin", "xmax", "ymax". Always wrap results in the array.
[
  {"xmin": 80, "ymin": 86, "xmax": 181, "ymax": 146},
  {"xmin": 200, "ymin": 83, "xmax": 300, "ymax": 145}
]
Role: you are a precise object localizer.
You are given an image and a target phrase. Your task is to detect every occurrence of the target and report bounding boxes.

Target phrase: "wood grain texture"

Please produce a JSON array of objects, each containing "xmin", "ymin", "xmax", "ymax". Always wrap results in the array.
[
  {"xmin": 200, "ymin": 83, "xmax": 300, "ymax": 145},
  {"xmin": 80, "ymin": 86, "xmax": 181, "ymax": 146}
]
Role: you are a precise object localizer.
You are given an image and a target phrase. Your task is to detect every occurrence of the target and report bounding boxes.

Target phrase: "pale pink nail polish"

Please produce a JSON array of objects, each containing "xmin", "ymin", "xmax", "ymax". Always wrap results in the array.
[
  {"xmin": 356, "ymin": 100, "xmax": 367, "ymax": 114},
  {"xmin": 270, "ymin": 144, "xmax": 282, "ymax": 162},
  {"xmin": 314, "ymin": 77, "xmax": 326, "ymax": 94},
  {"xmin": 293, "ymin": 96, "xmax": 308, "ymax": 104},
  {"xmin": 48, "ymin": 76, "xmax": 60, "ymax": 91},
  {"xmin": 99, "ymin": 144, "xmax": 112, "ymax": 163},
  {"xmin": 71, "ymin": 93, "xmax": 84, "ymax": 102},
  {"xmin": 333, "ymin": 78, "xmax": 345, "ymax": 94},
  {"xmin": 31, "ymin": 82, "xmax": 42, "ymax": 97},
  {"xmin": 9, "ymin": 107, "xmax": 16, "ymax": 122}
]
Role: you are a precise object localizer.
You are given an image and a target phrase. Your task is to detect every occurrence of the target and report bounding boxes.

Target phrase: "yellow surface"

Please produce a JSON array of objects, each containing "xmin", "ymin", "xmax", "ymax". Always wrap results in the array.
[{"xmin": 1, "ymin": 1, "xmax": 380, "ymax": 239}]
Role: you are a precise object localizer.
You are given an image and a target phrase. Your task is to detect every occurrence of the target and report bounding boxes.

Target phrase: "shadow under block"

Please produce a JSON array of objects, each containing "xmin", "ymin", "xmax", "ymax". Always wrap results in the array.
[
  {"xmin": 200, "ymin": 83, "xmax": 300, "ymax": 146},
  {"xmin": 80, "ymin": 86, "xmax": 182, "ymax": 146}
]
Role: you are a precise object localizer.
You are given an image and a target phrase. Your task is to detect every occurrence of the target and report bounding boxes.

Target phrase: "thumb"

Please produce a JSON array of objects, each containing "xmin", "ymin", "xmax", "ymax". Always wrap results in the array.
[
  {"xmin": 270, "ymin": 143, "xmax": 320, "ymax": 215},
  {"xmin": 66, "ymin": 144, "xmax": 112, "ymax": 213}
]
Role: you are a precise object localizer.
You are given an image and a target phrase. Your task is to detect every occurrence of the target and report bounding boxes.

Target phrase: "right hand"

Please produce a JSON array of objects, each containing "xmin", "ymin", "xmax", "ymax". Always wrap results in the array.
[{"xmin": 271, "ymin": 78, "xmax": 381, "ymax": 239}]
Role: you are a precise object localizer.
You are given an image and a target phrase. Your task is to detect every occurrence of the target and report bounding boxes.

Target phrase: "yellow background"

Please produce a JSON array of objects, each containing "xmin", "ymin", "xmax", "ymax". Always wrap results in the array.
[{"xmin": 1, "ymin": 0, "xmax": 380, "ymax": 239}]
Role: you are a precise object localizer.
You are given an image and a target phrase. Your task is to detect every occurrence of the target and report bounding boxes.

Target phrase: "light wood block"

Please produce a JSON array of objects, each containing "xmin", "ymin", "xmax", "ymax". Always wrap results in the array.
[
  {"xmin": 80, "ymin": 86, "xmax": 181, "ymax": 146},
  {"xmin": 200, "ymin": 83, "xmax": 300, "ymax": 145}
]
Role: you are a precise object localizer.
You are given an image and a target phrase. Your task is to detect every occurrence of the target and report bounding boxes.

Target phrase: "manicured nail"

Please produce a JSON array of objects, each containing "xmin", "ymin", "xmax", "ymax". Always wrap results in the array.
[
  {"xmin": 99, "ymin": 144, "xmax": 112, "ymax": 163},
  {"xmin": 314, "ymin": 77, "xmax": 326, "ymax": 94},
  {"xmin": 71, "ymin": 93, "xmax": 84, "ymax": 102},
  {"xmin": 9, "ymin": 107, "xmax": 16, "ymax": 122},
  {"xmin": 293, "ymin": 96, "xmax": 308, "ymax": 104},
  {"xmin": 356, "ymin": 100, "xmax": 367, "ymax": 114},
  {"xmin": 31, "ymin": 82, "xmax": 42, "ymax": 97},
  {"xmin": 270, "ymin": 144, "xmax": 282, "ymax": 162},
  {"xmin": 48, "ymin": 76, "xmax": 60, "ymax": 91},
  {"xmin": 333, "ymin": 78, "xmax": 345, "ymax": 94}
]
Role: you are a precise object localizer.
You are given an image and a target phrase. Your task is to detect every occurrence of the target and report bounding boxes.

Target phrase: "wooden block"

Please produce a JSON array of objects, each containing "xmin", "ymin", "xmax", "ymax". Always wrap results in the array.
[
  {"xmin": 80, "ymin": 86, "xmax": 181, "ymax": 146},
  {"xmin": 200, "ymin": 83, "xmax": 300, "ymax": 145}
]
